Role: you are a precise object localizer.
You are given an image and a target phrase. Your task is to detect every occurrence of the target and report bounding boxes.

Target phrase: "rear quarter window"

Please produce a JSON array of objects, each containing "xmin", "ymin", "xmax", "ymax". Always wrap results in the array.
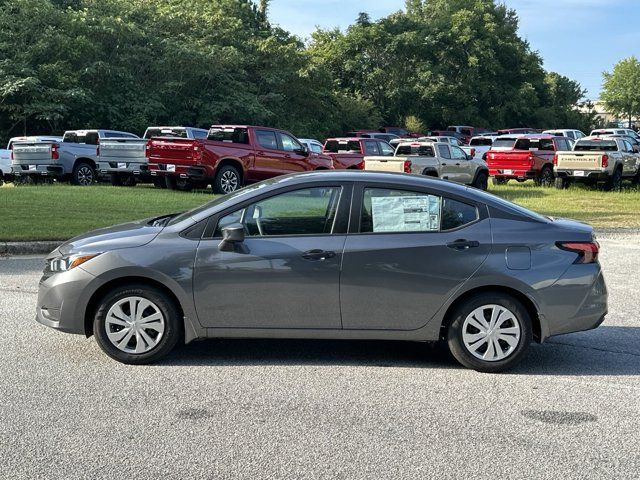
[
  {"xmin": 208, "ymin": 127, "xmax": 249, "ymax": 144},
  {"xmin": 470, "ymin": 138, "xmax": 493, "ymax": 147}
]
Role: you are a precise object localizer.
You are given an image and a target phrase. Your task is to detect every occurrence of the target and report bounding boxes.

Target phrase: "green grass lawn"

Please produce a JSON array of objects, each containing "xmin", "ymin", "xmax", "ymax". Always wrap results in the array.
[{"xmin": 1, "ymin": 180, "xmax": 639, "ymax": 241}]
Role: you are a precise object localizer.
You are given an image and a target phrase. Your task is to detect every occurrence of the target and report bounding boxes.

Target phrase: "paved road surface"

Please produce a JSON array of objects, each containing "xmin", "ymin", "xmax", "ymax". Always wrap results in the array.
[{"xmin": 1, "ymin": 234, "xmax": 638, "ymax": 479}]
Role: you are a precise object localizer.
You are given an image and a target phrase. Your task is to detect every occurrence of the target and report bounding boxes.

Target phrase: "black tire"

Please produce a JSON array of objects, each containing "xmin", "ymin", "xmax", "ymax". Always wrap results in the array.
[
  {"xmin": 152, "ymin": 177, "xmax": 167, "ymax": 189},
  {"xmin": 535, "ymin": 165, "xmax": 554, "ymax": 188},
  {"xmin": 472, "ymin": 171, "xmax": 488, "ymax": 190},
  {"xmin": 633, "ymin": 172, "xmax": 640, "ymax": 186},
  {"xmin": 492, "ymin": 177, "xmax": 507, "ymax": 186},
  {"xmin": 213, "ymin": 165, "xmax": 241, "ymax": 194},
  {"xmin": 554, "ymin": 177, "xmax": 569, "ymax": 189},
  {"xmin": 109, "ymin": 173, "xmax": 122, "ymax": 187},
  {"xmin": 71, "ymin": 161, "xmax": 95, "ymax": 186},
  {"xmin": 15, "ymin": 174, "xmax": 37, "ymax": 186},
  {"xmin": 446, "ymin": 292, "xmax": 532, "ymax": 373},
  {"xmin": 93, "ymin": 284, "xmax": 182, "ymax": 365},
  {"xmin": 121, "ymin": 174, "xmax": 137, "ymax": 187},
  {"xmin": 175, "ymin": 178, "xmax": 193, "ymax": 191},
  {"xmin": 603, "ymin": 167, "xmax": 622, "ymax": 191}
]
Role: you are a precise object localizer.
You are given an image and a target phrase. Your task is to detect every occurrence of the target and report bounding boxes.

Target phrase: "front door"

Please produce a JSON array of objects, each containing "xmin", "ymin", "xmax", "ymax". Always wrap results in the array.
[
  {"xmin": 340, "ymin": 185, "xmax": 491, "ymax": 330},
  {"xmin": 194, "ymin": 186, "xmax": 348, "ymax": 329},
  {"xmin": 450, "ymin": 145, "xmax": 474, "ymax": 184},
  {"xmin": 252, "ymin": 129, "xmax": 286, "ymax": 180},
  {"xmin": 277, "ymin": 132, "xmax": 311, "ymax": 173}
]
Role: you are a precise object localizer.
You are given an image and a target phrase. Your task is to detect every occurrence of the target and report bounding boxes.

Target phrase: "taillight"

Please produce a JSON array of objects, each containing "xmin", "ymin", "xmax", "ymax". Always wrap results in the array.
[
  {"xmin": 553, "ymin": 154, "xmax": 558, "ymax": 166},
  {"xmin": 557, "ymin": 241, "xmax": 599, "ymax": 264},
  {"xmin": 470, "ymin": 148, "xmax": 475, "ymax": 157},
  {"xmin": 601, "ymin": 154, "xmax": 608, "ymax": 168},
  {"xmin": 145, "ymin": 141, "xmax": 152, "ymax": 158},
  {"xmin": 51, "ymin": 143, "xmax": 60, "ymax": 160},
  {"xmin": 403, "ymin": 160, "xmax": 412, "ymax": 173},
  {"xmin": 193, "ymin": 145, "xmax": 202, "ymax": 162},
  {"xmin": 528, "ymin": 152, "xmax": 534, "ymax": 165},
  {"xmin": 356, "ymin": 160, "xmax": 365, "ymax": 170}
]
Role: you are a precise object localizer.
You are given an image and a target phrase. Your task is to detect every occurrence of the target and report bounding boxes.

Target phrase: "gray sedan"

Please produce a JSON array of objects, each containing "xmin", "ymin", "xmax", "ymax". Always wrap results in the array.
[{"xmin": 36, "ymin": 171, "xmax": 607, "ymax": 372}]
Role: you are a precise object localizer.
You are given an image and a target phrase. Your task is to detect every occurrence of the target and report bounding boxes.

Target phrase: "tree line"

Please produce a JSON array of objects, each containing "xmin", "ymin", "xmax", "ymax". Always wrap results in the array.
[{"xmin": 0, "ymin": 0, "xmax": 600, "ymax": 141}]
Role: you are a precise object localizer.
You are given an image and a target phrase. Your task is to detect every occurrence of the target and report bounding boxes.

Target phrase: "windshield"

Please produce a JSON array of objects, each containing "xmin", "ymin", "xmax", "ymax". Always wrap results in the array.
[
  {"xmin": 396, "ymin": 145, "xmax": 435, "ymax": 156},
  {"xmin": 470, "ymin": 138, "xmax": 492, "ymax": 146},
  {"xmin": 574, "ymin": 140, "xmax": 618, "ymax": 152},
  {"xmin": 514, "ymin": 138, "xmax": 554, "ymax": 150}
]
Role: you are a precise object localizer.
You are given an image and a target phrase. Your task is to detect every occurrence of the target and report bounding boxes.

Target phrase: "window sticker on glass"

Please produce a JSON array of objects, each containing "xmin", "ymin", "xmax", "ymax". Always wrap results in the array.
[{"xmin": 371, "ymin": 195, "xmax": 441, "ymax": 232}]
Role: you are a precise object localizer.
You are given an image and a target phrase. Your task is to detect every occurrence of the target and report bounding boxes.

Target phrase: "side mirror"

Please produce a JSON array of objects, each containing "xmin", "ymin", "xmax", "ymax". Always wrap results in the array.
[
  {"xmin": 633, "ymin": 146, "xmax": 640, "ymax": 153},
  {"xmin": 294, "ymin": 146, "xmax": 309, "ymax": 156},
  {"xmin": 466, "ymin": 154, "xmax": 473, "ymax": 160},
  {"xmin": 218, "ymin": 223, "xmax": 245, "ymax": 251}
]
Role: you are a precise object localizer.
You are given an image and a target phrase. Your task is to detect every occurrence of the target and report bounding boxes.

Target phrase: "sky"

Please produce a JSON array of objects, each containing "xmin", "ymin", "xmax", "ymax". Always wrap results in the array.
[{"xmin": 268, "ymin": 0, "xmax": 640, "ymax": 100}]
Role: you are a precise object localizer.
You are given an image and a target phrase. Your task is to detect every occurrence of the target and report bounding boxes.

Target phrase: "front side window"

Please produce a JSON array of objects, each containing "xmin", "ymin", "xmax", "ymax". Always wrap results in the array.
[
  {"xmin": 256, "ymin": 130, "xmax": 278, "ymax": 150},
  {"xmin": 279, "ymin": 133, "xmax": 302, "ymax": 152},
  {"xmin": 216, "ymin": 187, "xmax": 342, "ymax": 237},
  {"xmin": 192, "ymin": 130, "xmax": 208, "ymax": 139},
  {"xmin": 360, "ymin": 188, "xmax": 479, "ymax": 233},
  {"xmin": 308, "ymin": 143, "xmax": 322, "ymax": 153},
  {"xmin": 378, "ymin": 142, "xmax": 395, "ymax": 156},
  {"xmin": 451, "ymin": 146, "xmax": 467, "ymax": 160}
]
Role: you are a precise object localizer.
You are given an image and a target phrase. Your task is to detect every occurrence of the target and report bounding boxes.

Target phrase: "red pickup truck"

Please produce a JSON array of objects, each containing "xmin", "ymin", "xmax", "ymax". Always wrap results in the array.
[
  {"xmin": 486, "ymin": 134, "xmax": 572, "ymax": 187},
  {"xmin": 322, "ymin": 137, "xmax": 395, "ymax": 169},
  {"xmin": 147, "ymin": 125, "xmax": 333, "ymax": 193}
]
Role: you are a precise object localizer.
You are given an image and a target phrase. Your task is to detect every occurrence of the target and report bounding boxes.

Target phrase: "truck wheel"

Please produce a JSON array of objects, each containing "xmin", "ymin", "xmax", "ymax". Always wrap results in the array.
[
  {"xmin": 72, "ymin": 162, "xmax": 95, "ymax": 186},
  {"xmin": 603, "ymin": 167, "xmax": 623, "ymax": 191},
  {"xmin": 213, "ymin": 165, "xmax": 241, "ymax": 194},
  {"xmin": 472, "ymin": 172, "xmax": 488, "ymax": 190},
  {"xmin": 165, "ymin": 176, "xmax": 177, "ymax": 190},
  {"xmin": 554, "ymin": 177, "xmax": 569, "ymax": 189},
  {"xmin": 110, "ymin": 173, "xmax": 122, "ymax": 187},
  {"xmin": 492, "ymin": 177, "xmax": 507, "ymax": 186},
  {"xmin": 152, "ymin": 177, "xmax": 167, "ymax": 189},
  {"xmin": 632, "ymin": 171, "xmax": 639, "ymax": 186},
  {"xmin": 121, "ymin": 175, "xmax": 137, "ymax": 187},
  {"xmin": 535, "ymin": 166, "xmax": 554, "ymax": 187},
  {"xmin": 175, "ymin": 178, "xmax": 193, "ymax": 192}
]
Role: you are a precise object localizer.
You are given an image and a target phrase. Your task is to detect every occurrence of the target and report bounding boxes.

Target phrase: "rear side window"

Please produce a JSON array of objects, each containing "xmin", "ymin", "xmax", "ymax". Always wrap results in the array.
[
  {"xmin": 492, "ymin": 138, "xmax": 517, "ymax": 149},
  {"xmin": 192, "ymin": 130, "xmax": 208, "ymax": 139},
  {"xmin": 396, "ymin": 145, "xmax": 435, "ymax": 156},
  {"xmin": 470, "ymin": 138, "xmax": 492, "ymax": 147},
  {"xmin": 208, "ymin": 127, "xmax": 249, "ymax": 144},
  {"xmin": 360, "ymin": 188, "xmax": 478, "ymax": 233},
  {"xmin": 574, "ymin": 140, "xmax": 618, "ymax": 152},
  {"xmin": 437, "ymin": 144, "xmax": 451, "ymax": 159},
  {"xmin": 62, "ymin": 131, "xmax": 99, "ymax": 145},
  {"xmin": 256, "ymin": 130, "xmax": 278, "ymax": 150},
  {"xmin": 363, "ymin": 141, "xmax": 379, "ymax": 155}
]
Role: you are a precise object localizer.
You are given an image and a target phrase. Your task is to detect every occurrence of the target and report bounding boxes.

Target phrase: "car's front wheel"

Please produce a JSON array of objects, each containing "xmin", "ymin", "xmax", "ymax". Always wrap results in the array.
[
  {"xmin": 93, "ymin": 285, "xmax": 181, "ymax": 364},
  {"xmin": 446, "ymin": 292, "xmax": 532, "ymax": 373}
]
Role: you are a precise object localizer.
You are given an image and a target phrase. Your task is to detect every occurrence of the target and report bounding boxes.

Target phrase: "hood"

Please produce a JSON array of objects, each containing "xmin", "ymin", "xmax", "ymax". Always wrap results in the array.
[{"xmin": 58, "ymin": 218, "xmax": 164, "ymax": 256}]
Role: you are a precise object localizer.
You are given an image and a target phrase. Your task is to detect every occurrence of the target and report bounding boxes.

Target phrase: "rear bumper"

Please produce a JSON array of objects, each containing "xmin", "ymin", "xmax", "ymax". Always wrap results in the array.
[
  {"xmin": 555, "ymin": 170, "xmax": 608, "ymax": 181},
  {"xmin": 12, "ymin": 164, "xmax": 65, "ymax": 177},
  {"xmin": 98, "ymin": 161, "xmax": 149, "ymax": 176},
  {"xmin": 489, "ymin": 168, "xmax": 537, "ymax": 179},
  {"xmin": 149, "ymin": 163, "xmax": 209, "ymax": 179}
]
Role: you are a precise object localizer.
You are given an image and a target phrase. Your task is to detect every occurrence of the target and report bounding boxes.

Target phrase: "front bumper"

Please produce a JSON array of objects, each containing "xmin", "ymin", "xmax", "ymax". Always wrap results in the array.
[
  {"xmin": 36, "ymin": 265, "xmax": 98, "ymax": 335},
  {"xmin": 12, "ymin": 164, "xmax": 65, "ymax": 177}
]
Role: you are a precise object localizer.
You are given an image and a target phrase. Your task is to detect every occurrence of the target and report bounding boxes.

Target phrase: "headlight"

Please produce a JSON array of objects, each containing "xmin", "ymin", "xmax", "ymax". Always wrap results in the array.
[{"xmin": 48, "ymin": 253, "xmax": 101, "ymax": 273}]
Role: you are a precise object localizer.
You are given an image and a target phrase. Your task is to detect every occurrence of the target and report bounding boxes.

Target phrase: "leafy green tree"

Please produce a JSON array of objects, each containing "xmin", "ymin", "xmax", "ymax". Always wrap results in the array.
[{"xmin": 601, "ymin": 56, "xmax": 640, "ymax": 128}]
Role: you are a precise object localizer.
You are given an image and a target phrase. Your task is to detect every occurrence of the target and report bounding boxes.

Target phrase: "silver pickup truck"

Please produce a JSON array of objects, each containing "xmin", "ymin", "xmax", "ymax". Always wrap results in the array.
[
  {"xmin": 97, "ymin": 138, "xmax": 149, "ymax": 186},
  {"xmin": 12, "ymin": 129, "xmax": 138, "ymax": 185},
  {"xmin": 554, "ymin": 136, "xmax": 640, "ymax": 190},
  {"xmin": 1, "ymin": 136, "xmax": 63, "ymax": 184},
  {"xmin": 364, "ymin": 140, "xmax": 489, "ymax": 190}
]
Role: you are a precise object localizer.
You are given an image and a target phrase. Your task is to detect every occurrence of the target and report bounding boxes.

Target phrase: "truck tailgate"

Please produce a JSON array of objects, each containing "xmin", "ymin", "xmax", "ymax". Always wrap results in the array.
[
  {"xmin": 147, "ymin": 138, "xmax": 199, "ymax": 165},
  {"xmin": 556, "ymin": 153, "xmax": 603, "ymax": 170},
  {"xmin": 487, "ymin": 151, "xmax": 532, "ymax": 169},
  {"xmin": 364, "ymin": 156, "xmax": 405, "ymax": 172},
  {"xmin": 99, "ymin": 139, "xmax": 147, "ymax": 163},
  {"xmin": 11, "ymin": 142, "xmax": 56, "ymax": 166}
]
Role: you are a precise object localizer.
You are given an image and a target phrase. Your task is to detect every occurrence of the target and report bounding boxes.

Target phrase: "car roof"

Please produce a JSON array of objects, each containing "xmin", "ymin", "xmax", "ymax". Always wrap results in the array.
[{"xmin": 325, "ymin": 137, "xmax": 366, "ymax": 142}]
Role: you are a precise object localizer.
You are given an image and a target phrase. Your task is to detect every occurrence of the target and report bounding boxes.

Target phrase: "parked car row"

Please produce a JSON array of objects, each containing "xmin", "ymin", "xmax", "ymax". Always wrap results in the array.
[{"xmin": 3, "ymin": 124, "xmax": 639, "ymax": 193}]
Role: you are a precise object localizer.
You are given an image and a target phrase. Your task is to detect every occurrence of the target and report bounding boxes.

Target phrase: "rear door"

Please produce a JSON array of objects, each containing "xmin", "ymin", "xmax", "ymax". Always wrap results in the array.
[
  {"xmin": 194, "ymin": 184, "xmax": 351, "ymax": 329},
  {"xmin": 450, "ymin": 145, "xmax": 474, "ymax": 183},
  {"xmin": 621, "ymin": 140, "xmax": 637, "ymax": 175},
  {"xmin": 436, "ymin": 144, "xmax": 457, "ymax": 180},
  {"xmin": 252, "ymin": 129, "xmax": 285, "ymax": 180},
  {"xmin": 340, "ymin": 184, "xmax": 491, "ymax": 330}
]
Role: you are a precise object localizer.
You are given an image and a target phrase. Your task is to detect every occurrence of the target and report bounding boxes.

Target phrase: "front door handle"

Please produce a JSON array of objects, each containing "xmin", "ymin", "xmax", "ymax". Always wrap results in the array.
[
  {"xmin": 302, "ymin": 249, "xmax": 336, "ymax": 261},
  {"xmin": 447, "ymin": 239, "xmax": 480, "ymax": 250}
]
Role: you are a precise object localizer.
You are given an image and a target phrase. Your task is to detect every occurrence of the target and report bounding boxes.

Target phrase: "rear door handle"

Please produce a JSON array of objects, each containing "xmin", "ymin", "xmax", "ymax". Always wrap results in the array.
[
  {"xmin": 302, "ymin": 249, "xmax": 336, "ymax": 261},
  {"xmin": 446, "ymin": 239, "xmax": 480, "ymax": 250},
  {"xmin": 257, "ymin": 150, "xmax": 265, "ymax": 155}
]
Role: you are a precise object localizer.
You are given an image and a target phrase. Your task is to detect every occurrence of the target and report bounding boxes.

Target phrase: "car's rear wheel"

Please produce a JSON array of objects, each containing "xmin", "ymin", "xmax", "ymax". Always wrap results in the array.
[
  {"xmin": 93, "ymin": 285, "xmax": 181, "ymax": 364},
  {"xmin": 492, "ymin": 177, "xmax": 507, "ymax": 186},
  {"xmin": 535, "ymin": 165, "xmax": 554, "ymax": 187},
  {"xmin": 72, "ymin": 162, "xmax": 95, "ymax": 186},
  {"xmin": 213, "ymin": 165, "xmax": 241, "ymax": 194},
  {"xmin": 603, "ymin": 167, "xmax": 623, "ymax": 191},
  {"xmin": 152, "ymin": 177, "xmax": 167, "ymax": 189},
  {"xmin": 446, "ymin": 292, "xmax": 532, "ymax": 373},
  {"xmin": 554, "ymin": 177, "xmax": 569, "ymax": 189},
  {"xmin": 473, "ymin": 171, "xmax": 488, "ymax": 190}
]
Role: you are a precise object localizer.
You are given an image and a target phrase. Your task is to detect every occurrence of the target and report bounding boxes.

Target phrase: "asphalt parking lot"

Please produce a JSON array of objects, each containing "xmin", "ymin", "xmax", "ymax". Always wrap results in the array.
[{"xmin": 1, "ymin": 233, "xmax": 639, "ymax": 479}]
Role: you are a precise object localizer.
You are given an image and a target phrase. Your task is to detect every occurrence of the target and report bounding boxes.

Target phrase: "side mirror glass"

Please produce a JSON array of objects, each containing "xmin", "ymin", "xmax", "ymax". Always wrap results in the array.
[
  {"xmin": 219, "ymin": 223, "xmax": 245, "ymax": 251},
  {"xmin": 294, "ymin": 146, "xmax": 309, "ymax": 156}
]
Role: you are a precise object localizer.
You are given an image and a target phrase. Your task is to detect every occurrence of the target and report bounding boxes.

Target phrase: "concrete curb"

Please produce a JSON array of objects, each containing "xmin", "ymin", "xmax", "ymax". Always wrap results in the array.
[{"xmin": 0, "ymin": 241, "xmax": 62, "ymax": 256}]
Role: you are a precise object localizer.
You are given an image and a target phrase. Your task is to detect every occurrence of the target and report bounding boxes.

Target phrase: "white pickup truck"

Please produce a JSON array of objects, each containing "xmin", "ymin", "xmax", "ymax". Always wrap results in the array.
[
  {"xmin": 0, "ymin": 136, "xmax": 63, "ymax": 185},
  {"xmin": 364, "ymin": 140, "xmax": 489, "ymax": 190},
  {"xmin": 554, "ymin": 136, "xmax": 640, "ymax": 190}
]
